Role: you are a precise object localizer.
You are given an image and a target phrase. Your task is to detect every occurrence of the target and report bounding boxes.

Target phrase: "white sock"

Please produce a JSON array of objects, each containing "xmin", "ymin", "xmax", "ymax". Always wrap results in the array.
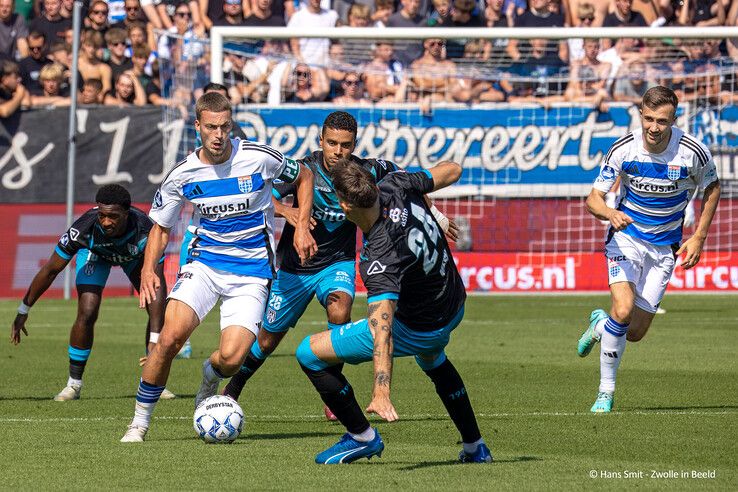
[
  {"xmin": 67, "ymin": 377, "xmax": 83, "ymax": 388},
  {"xmin": 131, "ymin": 401, "xmax": 155, "ymax": 428},
  {"xmin": 203, "ymin": 359, "xmax": 223, "ymax": 383},
  {"xmin": 463, "ymin": 438, "xmax": 485, "ymax": 454},
  {"xmin": 594, "ymin": 318, "xmax": 606, "ymax": 338},
  {"xmin": 599, "ymin": 330, "xmax": 627, "ymax": 394},
  {"xmin": 350, "ymin": 427, "xmax": 376, "ymax": 442}
]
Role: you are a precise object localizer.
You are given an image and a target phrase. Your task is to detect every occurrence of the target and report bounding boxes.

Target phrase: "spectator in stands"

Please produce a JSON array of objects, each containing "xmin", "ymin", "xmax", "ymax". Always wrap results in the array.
[
  {"xmin": 0, "ymin": 0, "xmax": 29, "ymax": 59},
  {"xmin": 18, "ymin": 32, "xmax": 49, "ymax": 96},
  {"xmin": 333, "ymin": 0, "xmax": 373, "ymax": 23},
  {"xmin": 613, "ymin": 60, "xmax": 651, "ymax": 103},
  {"xmin": 127, "ymin": 21, "xmax": 158, "ymax": 54},
  {"xmin": 130, "ymin": 44, "xmax": 152, "ymax": 89},
  {"xmin": 157, "ymin": 3, "xmax": 206, "ymax": 64},
  {"xmin": 104, "ymin": 70, "xmax": 146, "ymax": 105},
  {"xmin": 566, "ymin": 0, "xmax": 609, "ymax": 26},
  {"xmin": 364, "ymin": 41, "xmax": 405, "ymax": 103},
  {"xmin": 568, "ymin": 2, "xmax": 595, "ymax": 62},
  {"xmin": 15, "ymin": 0, "xmax": 32, "ymax": 21},
  {"xmin": 215, "ymin": 0, "xmax": 245, "ymax": 25},
  {"xmin": 507, "ymin": 37, "xmax": 568, "ymax": 104},
  {"xmin": 669, "ymin": 0, "xmax": 726, "ymax": 26},
  {"xmin": 84, "ymin": 0, "xmax": 111, "ymax": 36},
  {"xmin": 449, "ymin": 0, "xmax": 483, "ymax": 26},
  {"xmin": 332, "ymin": 71, "xmax": 372, "ymax": 105},
  {"xmin": 345, "ymin": 3, "xmax": 371, "ymax": 26},
  {"xmin": 508, "ymin": 0, "xmax": 568, "ymax": 64},
  {"xmin": 0, "ymin": 59, "xmax": 29, "ymax": 117},
  {"xmin": 601, "ymin": 0, "xmax": 647, "ymax": 49},
  {"xmin": 481, "ymin": 0, "xmax": 513, "ymax": 64},
  {"xmin": 79, "ymin": 77, "xmax": 104, "ymax": 104},
  {"xmin": 106, "ymin": 28, "xmax": 134, "ymax": 85},
  {"xmin": 727, "ymin": 1, "xmax": 738, "ymax": 60},
  {"xmin": 325, "ymin": 41, "xmax": 352, "ymax": 98},
  {"xmin": 199, "ymin": 0, "xmax": 234, "ymax": 31},
  {"xmin": 287, "ymin": 0, "xmax": 338, "ymax": 65},
  {"xmin": 427, "ymin": 0, "xmax": 451, "ymax": 26},
  {"xmin": 454, "ymin": 41, "xmax": 507, "ymax": 103},
  {"xmin": 243, "ymin": 0, "xmax": 285, "ymax": 26},
  {"xmin": 565, "ymin": 38, "xmax": 611, "ymax": 110},
  {"xmin": 372, "ymin": 0, "xmax": 395, "ymax": 26},
  {"xmin": 112, "ymin": 0, "xmax": 146, "ymax": 30},
  {"xmin": 222, "ymin": 52, "xmax": 248, "ymax": 104},
  {"xmin": 138, "ymin": 0, "xmax": 165, "ymax": 29},
  {"xmin": 59, "ymin": 0, "xmax": 73, "ymax": 20},
  {"xmin": 387, "ymin": 0, "xmax": 427, "ymax": 66},
  {"xmin": 243, "ymin": 39, "xmax": 289, "ymax": 105},
  {"xmin": 30, "ymin": 0, "xmax": 72, "ymax": 48},
  {"xmin": 145, "ymin": 60, "xmax": 167, "ymax": 104},
  {"xmin": 31, "ymin": 62, "xmax": 70, "ymax": 106},
  {"xmin": 47, "ymin": 41, "xmax": 82, "ymax": 93},
  {"xmin": 410, "ymin": 38, "xmax": 466, "ymax": 106},
  {"xmin": 281, "ymin": 62, "xmax": 329, "ymax": 102},
  {"xmin": 79, "ymin": 30, "xmax": 113, "ymax": 97}
]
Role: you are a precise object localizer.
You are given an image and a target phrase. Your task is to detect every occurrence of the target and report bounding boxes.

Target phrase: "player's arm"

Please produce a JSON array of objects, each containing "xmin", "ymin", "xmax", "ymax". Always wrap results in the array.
[
  {"xmin": 271, "ymin": 186, "xmax": 316, "ymax": 230},
  {"xmin": 365, "ymin": 299, "xmax": 399, "ymax": 422},
  {"xmin": 139, "ymin": 223, "xmax": 170, "ymax": 308},
  {"xmin": 290, "ymin": 163, "xmax": 318, "ymax": 263},
  {"xmin": 677, "ymin": 179, "xmax": 721, "ymax": 270},
  {"xmin": 586, "ymin": 188, "xmax": 633, "ymax": 230},
  {"xmin": 426, "ymin": 160, "xmax": 463, "ymax": 191},
  {"xmin": 11, "ymin": 252, "xmax": 70, "ymax": 345}
]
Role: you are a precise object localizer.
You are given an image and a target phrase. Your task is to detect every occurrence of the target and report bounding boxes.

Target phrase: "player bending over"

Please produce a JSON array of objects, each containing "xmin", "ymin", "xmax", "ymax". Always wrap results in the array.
[
  {"xmin": 577, "ymin": 85, "xmax": 721, "ymax": 413},
  {"xmin": 295, "ymin": 158, "xmax": 491, "ymax": 464},
  {"xmin": 11, "ymin": 185, "xmax": 173, "ymax": 401},
  {"xmin": 121, "ymin": 93, "xmax": 316, "ymax": 442}
]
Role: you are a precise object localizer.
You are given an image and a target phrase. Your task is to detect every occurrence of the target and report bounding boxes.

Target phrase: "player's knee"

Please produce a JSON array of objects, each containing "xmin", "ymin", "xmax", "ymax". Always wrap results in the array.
[
  {"xmin": 216, "ymin": 348, "xmax": 245, "ymax": 375},
  {"xmin": 258, "ymin": 332, "xmax": 280, "ymax": 355},
  {"xmin": 296, "ymin": 336, "xmax": 328, "ymax": 371},
  {"xmin": 610, "ymin": 305, "xmax": 632, "ymax": 325},
  {"xmin": 326, "ymin": 293, "xmax": 352, "ymax": 325},
  {"xmin": 415, "ymin": 352, "xmax": 447, "ymax": 371},
  {"xmin": 157, "ymin": 331, "xmax": 185, "ymax": 358},
  {"xmin": 74, "ymin": 310, "xmax": 98, "ymax": 330}
]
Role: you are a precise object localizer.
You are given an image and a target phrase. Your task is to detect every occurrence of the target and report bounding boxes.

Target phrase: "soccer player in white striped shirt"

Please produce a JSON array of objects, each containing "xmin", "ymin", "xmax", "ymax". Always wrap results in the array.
[
  {"xmin": 121, "ymin": 93, "xmax": 317, "ymax": 441},
  {"xmin": 577, "ymin": 86, "xmax": 721, "ymax": 413}
]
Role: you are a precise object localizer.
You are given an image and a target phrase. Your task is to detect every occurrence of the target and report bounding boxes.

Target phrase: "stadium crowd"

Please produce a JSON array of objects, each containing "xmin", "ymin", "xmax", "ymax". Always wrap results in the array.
[{"xmin": 0, "ymin": 0, "xmax": 737, "ymax": 116}]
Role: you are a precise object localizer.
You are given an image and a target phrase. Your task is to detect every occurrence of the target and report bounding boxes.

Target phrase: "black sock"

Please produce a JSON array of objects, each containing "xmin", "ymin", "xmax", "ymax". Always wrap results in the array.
[
  {"xmin": 69, "ymin": 359, "xmax": 86, "ymax": 380},
  {"xmin": 424, "ymin": 358, "xmax": 482, "ymax": 444},
  {"xmin": 222, "ymin": 353, "xmax": 266, "ymax": 400},
  {"xmin": 300, "ymin": 364, "xmax": 369, "ymax": 434}
]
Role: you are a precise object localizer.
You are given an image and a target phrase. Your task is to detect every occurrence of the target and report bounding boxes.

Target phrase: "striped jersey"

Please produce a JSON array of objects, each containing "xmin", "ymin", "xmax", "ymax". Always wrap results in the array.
[
  {"xmin": 150, "ymin": 139, "xmax": 301, "ymax": 279},
  {"xmin": 593, "ymin": 127, "xmax": 718, "ymax": 245}
]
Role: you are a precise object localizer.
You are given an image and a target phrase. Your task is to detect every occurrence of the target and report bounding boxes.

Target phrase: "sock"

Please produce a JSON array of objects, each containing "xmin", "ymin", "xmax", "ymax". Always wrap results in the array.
[
  {"xmin": 68, "ymin": 345, "xmax": 91, "ymax": 381},
  {"xmin": 67, "ymin": 377, "xmax": 83, "ymax": 388},
  {"xmin": 300, "ymin": 364, "xmax": 370, "ymax": 435},
  {"xmin": 463, "ymin": 437, "xmax": 485, "ymax": 454},
  {"xmin": 222, "ymin": 344, "xmax": 268, "ymax": 399},
  {"xmin": 424, "ymin": 358, "xmax": 482, "ymax": 444},
  {"xmin": 594, "ymin": 317, "xmax": 607, "ymax": 338},
  {"xmin": 599, "ymin": 317, "xmax": 629, "ymax": 394},
  {"xmin": 203, "ymin": 359, "xmax": 225, "ymax": 383},
  {"xmin": 350, "ymin": 427, "xmax": 376, "ymax": 442},
  {"xmin": 132, "ymin": 379, "xmax": 165, "ymax": 428}
]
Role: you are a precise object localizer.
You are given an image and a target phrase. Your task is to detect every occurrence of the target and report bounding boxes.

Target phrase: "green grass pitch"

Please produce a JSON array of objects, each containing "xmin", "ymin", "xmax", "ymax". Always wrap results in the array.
[{"xmin": 1, "ymin": 295, "xmax": 736, "ymax": 490}]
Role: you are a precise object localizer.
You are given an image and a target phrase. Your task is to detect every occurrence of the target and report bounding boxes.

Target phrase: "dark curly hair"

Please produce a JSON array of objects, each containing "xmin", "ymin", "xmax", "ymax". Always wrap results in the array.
[
  {"xmin": 323, "ymin": 111, "xmax": 357, "ymax": 139},
  {"xmin": 95, "ymin": 184, "xmax": 131, "ymax": 210}
]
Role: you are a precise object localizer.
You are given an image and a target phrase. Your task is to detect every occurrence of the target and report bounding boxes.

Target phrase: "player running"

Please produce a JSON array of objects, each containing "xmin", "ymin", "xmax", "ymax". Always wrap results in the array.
[
  {"xmin": 577, "ymin": 86, "xmax": 721, "ymax": 413},
  {"xmin": 10, "ymin": 184, "xmax": 173, "ymax": 401},
  {"xmin": 296, "ymin": 158, "xmax": 492, "ymax": 464},
  {"xmin": 120, "ymin": 93, "xmax": 316, "ymax": 442},
  {"xmin": 221, "ymin": 111, "xmax": 457, "ymax": 419}
]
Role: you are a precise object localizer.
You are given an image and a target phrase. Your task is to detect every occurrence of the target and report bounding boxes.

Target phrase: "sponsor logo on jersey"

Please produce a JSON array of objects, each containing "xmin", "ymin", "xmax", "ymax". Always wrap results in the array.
[
  {"xmin": 316, "ymin": 186, "xmax": 332, "ymax": 192},
  {"xmin": 282, "ymin": 158, "xmax": 300, "ymax": 182},
  {"xmin": 69, "ymin": 228, "xmax": 80, "ymax": 241},
  {"xmin": 238, "ymin": 176, "xmax": 253, "ymax": 193},
  {"xmin": 313, "ymin": 207, "xmax": 345, "ymax": 222},
  {"xmin": 196, "ymin": 201, "xmax": 250, "ymax": 218},
  {"xmin": 153, "ymin": 190, "xmax": 163, "ymax": 208},
  {"xmin": 59, "ymin": 233, "xmax": 69, "ymax": 246},
  {"xmin": 367, "ymin": 260, "xmax": 387, "ymax": 275},
  {"xmin": 668, "ymin": 165, "xmax": 681, "ymax": 181},
  {"xmin": 127, "ymin": 244, "xmax": 139, "ymax": 256},
  {"xmin": 629, "ymin": 181, "xmax": 679, "ymax": 193}
]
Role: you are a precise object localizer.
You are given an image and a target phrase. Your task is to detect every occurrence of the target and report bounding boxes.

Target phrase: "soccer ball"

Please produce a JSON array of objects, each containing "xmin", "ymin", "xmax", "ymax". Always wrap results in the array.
[{"xmin": 193, "ymin": 395, "xmax": 244, "ymax": 443}]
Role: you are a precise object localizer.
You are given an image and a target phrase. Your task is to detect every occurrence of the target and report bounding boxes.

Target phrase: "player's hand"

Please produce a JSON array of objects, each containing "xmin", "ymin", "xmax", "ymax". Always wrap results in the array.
[
  {"xmin": 676, "ymin": 234, "xmax": 705, "ymax": 270},
  {"xmin": 366, "ymin": 395, "xmax": 399, "ymax": 422},
  {"xmin": 139, "ymin": 269, "xmax": 160, "ymax": 308},
  {"xmin": 11, "ymin": 314, "xmax": 28, "ymax": 345},
  {"xmin": 281, "ymin": 207, "xmax": 316, "ymax": 230},
  {"xmin": 139, "ymin": 356, "xmax": 147, "ymax": 366},
  {"xmin": 445, "ymin": 217, "xmax": 460, "ymax": 242},
  {"xmin": 293, "ymin": 225, "xmax": 318, "ymax": 266},
  {"xmin": 607, "ymin": 210, "xmax": 633, "ymax": 231}
]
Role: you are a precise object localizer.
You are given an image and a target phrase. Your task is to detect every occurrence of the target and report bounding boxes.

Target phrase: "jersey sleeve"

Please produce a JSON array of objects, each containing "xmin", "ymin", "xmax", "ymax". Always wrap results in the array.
[
  {"xmin": 261, "ymin": 144, "xmax": 300, "ymax": 184},
  {"xmin": 272, "ymin": 180, "xmax": 297, "ymax": 200},
  {"xmin": 592, "ymin": 141, "xmax": 625, "ymax": 193},
  {"xmin": 692, "ymin": 144, "xmax": 719, "ymax": 191},
  {"xmin": 386, "ymin": 169, "xmax": 435, "ymax": 195},
  {"xmin": 363, "ymin": 254, "xmax": 403, "ymax": 303},
  {"xmin": 370, "ymin": 159, "xmax": 400, "ymax": 182},
  {"xmin": 149, "ymin": 173, "xmax": 184, "ymax": 229},
  {"xmin": 55, "ymin": 212, "xmax": 95, "ymax": 260}
]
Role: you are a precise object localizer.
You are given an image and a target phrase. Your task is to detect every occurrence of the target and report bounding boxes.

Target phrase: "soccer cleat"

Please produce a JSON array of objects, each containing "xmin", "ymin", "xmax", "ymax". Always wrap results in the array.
[
  {"xmin": 53, "ymin": 384, "xmax": 82, "ymax": 401},
  {"xmin": 175, "ymin": 340, "xmax": 192, "ymax": 359},
  {"xmin": 591, "ymin": 392, "xmax": 615, "ymax": 413},
  {"xmin": 578, "ymin": 309, "xmax": 608, "ymax": 357},
  {"xmin": 120, "ymin": 424, "xmax": 148, "ymax": 443},
  {"xmin": 315, "ymin": 429, "xmax": 384, "ymax": 464},
  {"xmin": 160, "ymin": 388, "xmax": 177, "ymax": 400},
  {"xmin": 324, "ymin": 405, "xmax": 338, "ymax": 422},
  {"xmin": 194, "ymin": 360, "xmax": 219, "ymax": 409},
  {"xmin": 459, "ymin": 443, "xmax": 493, "ymax": 463}
]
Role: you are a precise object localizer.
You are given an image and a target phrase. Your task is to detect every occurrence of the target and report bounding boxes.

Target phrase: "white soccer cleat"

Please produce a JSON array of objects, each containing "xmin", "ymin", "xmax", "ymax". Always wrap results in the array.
[
  {"xmin": 194, "ymin": 360, "xmax": 220, "ymax": 409},
  {"xmin": 120, "ymin": 424, "xmax": 148, "ymax": 443},
  {"xmin": 160, "ymin": 388, "xmax": 177, "ymax": 400},
  {"xmin": 53, "ymin": 384, "xmax": 81, "ymax": 401}
]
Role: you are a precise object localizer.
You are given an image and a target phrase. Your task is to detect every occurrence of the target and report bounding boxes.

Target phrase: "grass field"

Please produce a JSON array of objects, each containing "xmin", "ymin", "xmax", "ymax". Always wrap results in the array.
[{"xmin": 1, "ymin": 294, "xmax": 736, "ymax": 490}]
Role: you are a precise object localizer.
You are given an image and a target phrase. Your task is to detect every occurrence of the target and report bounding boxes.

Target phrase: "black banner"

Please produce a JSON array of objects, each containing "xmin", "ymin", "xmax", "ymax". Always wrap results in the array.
[{"xmin": 0, "ymin": 107, "xmax": 182, "ymax": 203}]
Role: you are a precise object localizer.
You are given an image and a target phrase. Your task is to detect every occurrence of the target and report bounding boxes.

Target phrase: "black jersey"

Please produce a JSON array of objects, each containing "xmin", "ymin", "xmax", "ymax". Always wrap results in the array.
[
  {"xmin": 54, "ymin": 207, "xmax": 153, "ymax": 265},
  {"xmin": 275, "ymin": 151, "xmax": 398, "ymax": 274},
  {"xmin": 360, "ymin": 171, "xmax": 466, "ymax": 331}
]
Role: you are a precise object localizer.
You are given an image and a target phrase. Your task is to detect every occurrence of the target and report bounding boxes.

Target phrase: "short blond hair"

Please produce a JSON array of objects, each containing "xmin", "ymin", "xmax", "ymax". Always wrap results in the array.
[{"xmin": 40, "ymin": 62, "xmax": 65, "ymax": 81}]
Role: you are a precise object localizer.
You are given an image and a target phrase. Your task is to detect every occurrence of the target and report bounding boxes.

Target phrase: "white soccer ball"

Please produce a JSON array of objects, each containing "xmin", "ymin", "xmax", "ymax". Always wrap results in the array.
[{"xmin": 193, "ymin": 395, "xmax": 244, "ymax": 443}]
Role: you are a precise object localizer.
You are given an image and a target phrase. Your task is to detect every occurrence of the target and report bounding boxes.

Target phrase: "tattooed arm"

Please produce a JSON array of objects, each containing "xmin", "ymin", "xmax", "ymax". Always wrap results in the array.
[{"xmin": 365, "ymin": 299, "xmax": 399, "ymax": 422}]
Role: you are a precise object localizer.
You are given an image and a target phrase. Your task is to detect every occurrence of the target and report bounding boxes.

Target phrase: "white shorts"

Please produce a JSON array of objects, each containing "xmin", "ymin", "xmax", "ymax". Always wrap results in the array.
[
  {"xmin": 605, "ymin": 231, "xmax": 676, "ymax": 313},
  {"xmin": 168, "ymin": 261, "xmax": 269, "ymax": 335}
]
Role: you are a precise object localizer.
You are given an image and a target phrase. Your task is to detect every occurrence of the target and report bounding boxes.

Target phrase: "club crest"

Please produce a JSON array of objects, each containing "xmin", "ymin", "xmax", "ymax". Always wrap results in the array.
[
  {"xmin": 238, "ymin": 176, "xmax": 253, "ymax": 193},
  {"xmin": 667, "ymin": 165, "xmax": 681, "ymax": 181}
]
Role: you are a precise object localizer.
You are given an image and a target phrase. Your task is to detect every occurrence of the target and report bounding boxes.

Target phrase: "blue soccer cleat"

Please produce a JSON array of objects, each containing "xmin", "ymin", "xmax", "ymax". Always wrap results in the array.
[
  {"xmin": 175, "ymin": 340, "xmax": 192, "ymax": 359},
  {"xmin": 578, "ymin": 309, "xmax": 608, "ymax": 357},
  {"xmin": 459, "ymin": 443, "xmax": 493, "ymax": 463},
  {"xmin": 591, "ymin": 392, "xmax": 614, "ymax": 413},
  {"xmin": 315, "ymin": 429, "xmax": 384, "ymax": 464}
]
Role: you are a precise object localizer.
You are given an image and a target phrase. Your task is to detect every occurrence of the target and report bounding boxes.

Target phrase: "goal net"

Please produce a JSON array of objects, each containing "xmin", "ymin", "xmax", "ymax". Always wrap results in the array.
[{"xmin": 157, "ymin": 26, "xmax": 738, "ymax": 292}]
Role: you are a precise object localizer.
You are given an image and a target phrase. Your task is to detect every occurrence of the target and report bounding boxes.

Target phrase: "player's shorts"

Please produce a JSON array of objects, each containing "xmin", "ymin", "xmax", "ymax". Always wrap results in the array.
[
  {"xmin": 605, "ymin": 231, "xmax": 676, "ymax": 313},
  {"xmin": 330, "ymin": 306, "xmax": 465, "ymax": 369},
  {"xmin": 75, "ymin": 249, "xmax": 142, "ymax": 287},
  {"xmin": 263, "ymin": 261, "xmax": 356, "ymax": 333},
  {"xmin": 168, "ymin": 260, "xmax": 269, "ymax": 335}
]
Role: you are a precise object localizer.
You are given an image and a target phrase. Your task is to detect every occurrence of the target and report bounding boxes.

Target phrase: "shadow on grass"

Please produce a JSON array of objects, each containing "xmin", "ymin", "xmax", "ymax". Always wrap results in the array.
[
  {"xmin": 152, "ymin": 431, "xmax": 336, "ymax": 443},
  {"xmin": 0, "ymin": 393, "xmax": 199, "ymax": 402},
  {"xmin": 398, "ymin": 456, "xmax": 542, "ymax": 471},
  {"xmin": 628, "ymin": 404, "xmax": 738, "ymax": 412}
]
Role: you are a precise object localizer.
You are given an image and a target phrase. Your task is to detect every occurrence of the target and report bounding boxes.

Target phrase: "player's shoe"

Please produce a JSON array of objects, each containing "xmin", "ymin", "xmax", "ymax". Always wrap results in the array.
[
  {"xmin": 160, "ymin": 388, "xmax": 176, "ymax": 400},
  {"xmin": 577, "ymin": 309, "xmax": 608, "ymax": 357},
  {"xmin": 120, "ymin": 424, "xmax": 148, "ymax": 443},
  {"xmin": 459, "ymin": 443, "xmax": 493, "ymax": 463},
  {"xmin": 175, "ymin": 340, "xmax": 192, "ymax": 359},
  {"xmin": 591, "ymin": 392, "xmax": 614, "ymax": 413},
  {"xmin": 194, "ymin": 360, "xmax": 219, "ymax": 409},
  {"xmin": 324, "ymin": 405, "xmax": 338, "ymax": 421},
  {"xmin": 656, "ymin": 307, "xmax": 666, "ymax": 314},
  {"xmin": 53, "ymin": 384, "xmax": 81, "ymax": 401},
  {"xmin": 315, "ymin": 429, "xmax": 384, "ymax": 464}
]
